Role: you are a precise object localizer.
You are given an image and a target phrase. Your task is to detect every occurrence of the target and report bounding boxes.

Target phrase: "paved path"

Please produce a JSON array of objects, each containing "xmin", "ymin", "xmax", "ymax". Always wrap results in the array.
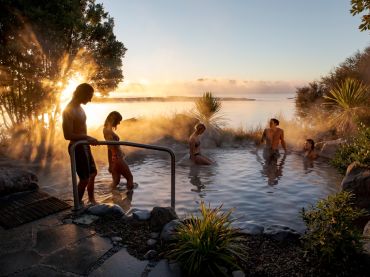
[{"xmin": 0, "ymin": 211, "xmax": 181, "ymax": 277}]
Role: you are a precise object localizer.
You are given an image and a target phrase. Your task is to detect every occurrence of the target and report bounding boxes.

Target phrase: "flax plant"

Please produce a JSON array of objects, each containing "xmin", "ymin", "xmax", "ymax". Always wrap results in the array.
[
  {"xmin": 193, "ymin": 92, "xmax": 226, "ymax": 130},
  {"xmin": 166, "ymin": 202, "xmax": 247, "ymax": 276},
  {"xmin": 324, "ymin": 78, "xmax": 369, "ymax": 134}
]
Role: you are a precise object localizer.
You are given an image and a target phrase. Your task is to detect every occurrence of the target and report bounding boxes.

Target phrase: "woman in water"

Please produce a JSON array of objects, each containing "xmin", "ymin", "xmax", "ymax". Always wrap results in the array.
[
  {"xmin": 303, "ymin": 138, "xmax": 318, "ymax": 160},
  {"xmin": 103, "ymin": 111, "xmax": 134, "ymax": 190},
  {"xmin": 189, "ymin": 123, "xmax": 213, "ymax": 165}
]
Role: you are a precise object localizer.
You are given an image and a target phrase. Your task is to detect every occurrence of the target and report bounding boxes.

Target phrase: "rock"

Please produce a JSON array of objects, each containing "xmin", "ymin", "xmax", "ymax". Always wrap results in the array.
[
  {"xmin": 341, "ymin": 162, "xmax": 370, "ymax": 209},
  {"xmin": 232, "ymin": 270, "xmax": 245, "ymax": 277},
  {"xmin": 111, "ymin": 236, "xmax": 122, "ymax": 243},
  {"xmin": 264, "ymin": 225, "xmax": 300, "ymax": 241},
  {"xmin": 319, "ymin": 138, "xmax": 344, "ymax": 159},
  {"xmin": 150, "ymin": 207, "xmax": 178, "ymax": 232},
  {"xmin": 160, "ymin": 219, "xmax": 182, "ymax": 241},
  {"xmin": 87, "ymin": 203, "xmax": 125, "ymax": 216},
  {"xmin": 0, "ymin": 167, "xmax": 38, "ymax": 196},
  {"xmin": 147, "ymin": 239, "xmax": 157, "ymax": 246},
  {"xmin": 73, "ymin": 214, "xmax": 99, "ymax": 225},
  {"xmin": 363, "ymin": 221, "xmax": 370, "ymax": 255},
  {"xmin": 133, "ymin": 210, "xmax": 151, "ymax": 221},
  {"xmin": 150, "ymin": 232, "xmax": 160, "ymax": 239},
  {"xmin": 144, "ymin": 250, "xmax": 158, "ymax": 260}
]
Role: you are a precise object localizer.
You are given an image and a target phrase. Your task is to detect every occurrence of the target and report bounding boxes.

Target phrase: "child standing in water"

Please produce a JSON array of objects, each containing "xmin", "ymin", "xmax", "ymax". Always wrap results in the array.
[
  {"xmin": 103, "ymin": 111, "xmax": 134, "ymax": 190},
  {"xmin": 189, "ymin": 123, "xmax": 213, "ymax": 165}
]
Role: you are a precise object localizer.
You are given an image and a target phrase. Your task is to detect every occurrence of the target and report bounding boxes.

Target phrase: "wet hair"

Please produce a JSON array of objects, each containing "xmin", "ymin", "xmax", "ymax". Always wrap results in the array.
[
  {"xmin": 104, "ymin": 111, "xmax": 123, "ymax": 128},
  {"xmin": 271, "ymin": 118, "xmax": 279, "ymax": 126},
  {"xmin": 195, "ymin": 123, "xmax": 206, "ymax": 132},
  {"xmin": 306, "ymin": 139, "xmax": 315, "ymax": 150},
  {"xmin": 73, "ymin": 83, "xmax": 94, "ymax": 101}
]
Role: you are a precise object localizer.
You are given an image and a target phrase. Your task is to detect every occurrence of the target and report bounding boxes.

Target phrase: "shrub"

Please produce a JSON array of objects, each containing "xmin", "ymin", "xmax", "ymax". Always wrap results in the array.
[
  {"xmin": 324, "ymin": 78, "xmax": 370, "ymax": 133},
  {"xmin": 193, "ymin": 92, "xmax": 226, "ymax": 129},
  {"xmin": 166, "ymin": 202, "xmax": 247, "ymax": 276},
  {"xmin": 331, "ymin": 123, "xmax": 370, "ymax": 173},
  {"xmin": 301, "ymin": 191, "xmax": 367, "ymax": 265}
]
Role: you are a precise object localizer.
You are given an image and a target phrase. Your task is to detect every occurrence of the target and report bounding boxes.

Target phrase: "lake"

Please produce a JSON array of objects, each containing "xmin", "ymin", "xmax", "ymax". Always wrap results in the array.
[{"xmin": 84, "ymin": 95, "xmax": 296, "ymax": 129}]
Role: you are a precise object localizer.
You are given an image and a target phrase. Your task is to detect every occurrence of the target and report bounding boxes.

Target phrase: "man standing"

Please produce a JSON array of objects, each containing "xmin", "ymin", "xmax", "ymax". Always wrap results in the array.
[
  {"xmin": 62, "ymin": 83, "xmax": 98, "ymax": 205},
  {"xmin": 260, "ymin": 118, "xmax": 287, "ymax": 160}
]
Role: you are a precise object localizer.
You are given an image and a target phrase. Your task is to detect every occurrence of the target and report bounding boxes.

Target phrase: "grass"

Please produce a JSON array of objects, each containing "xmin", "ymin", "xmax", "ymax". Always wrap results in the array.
[{"xmin": 166, "ymin": 202, "xmax": 248, "ymax": 276}]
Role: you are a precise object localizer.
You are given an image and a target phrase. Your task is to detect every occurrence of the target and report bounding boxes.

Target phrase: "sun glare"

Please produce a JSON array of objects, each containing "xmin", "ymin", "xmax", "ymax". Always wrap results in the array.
[{"xmin": 59, "ymin": 73, "xmax": 84, "ymax": 111}]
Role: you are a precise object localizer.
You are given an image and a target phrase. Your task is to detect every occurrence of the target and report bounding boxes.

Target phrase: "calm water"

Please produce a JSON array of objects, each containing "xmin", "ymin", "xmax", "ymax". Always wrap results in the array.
[
  {"xmin": 40, "ymin": 146, "xmax": 342, "ymax": 233},
  {"xmin": 85, "ymin": 97, "xmax": 295, "ymax": 129},
  {"xmin": 37, "ymin": 96, "xmax": 342, "ymax": 232}
]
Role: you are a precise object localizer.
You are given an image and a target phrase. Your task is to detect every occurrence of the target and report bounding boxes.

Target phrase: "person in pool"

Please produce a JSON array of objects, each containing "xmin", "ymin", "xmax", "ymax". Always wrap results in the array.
[
  {"xmin": 62, "ymin": 83, "xmax": 98, "ymax": 205},
  {"xmin": 189, "ymin": 123, "xmax": 213, "ymax": 165},
  {"xmin": 103, "ymin": 111, "xmax": 134, "ymax": 190},
  {"xmin": 303, "ymin": 139, "xmax": 318, "ymax": 160},
  {"xmin": 260, "ymin": 118, "xmax": 287, "ymax": 161}
]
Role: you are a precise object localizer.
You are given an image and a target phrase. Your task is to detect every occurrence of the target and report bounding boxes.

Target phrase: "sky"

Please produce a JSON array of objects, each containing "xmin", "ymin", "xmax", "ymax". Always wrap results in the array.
[{"xmin": 98, "ymin": 0, "xmax": 369, "ymax": 97}]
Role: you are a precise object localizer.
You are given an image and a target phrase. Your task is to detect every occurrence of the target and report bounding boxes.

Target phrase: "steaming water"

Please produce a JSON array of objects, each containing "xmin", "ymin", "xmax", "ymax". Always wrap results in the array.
[
  {"xmin": 40, "ymin": 146, "xmax": 341, "ymax": 233},
  {"xmin": 85, "ymin": 97, "xmax": 295, "ymax": 129},
  {"xmin": 36, "ymin": 96, "xmax": 341, "ymax": 232}
]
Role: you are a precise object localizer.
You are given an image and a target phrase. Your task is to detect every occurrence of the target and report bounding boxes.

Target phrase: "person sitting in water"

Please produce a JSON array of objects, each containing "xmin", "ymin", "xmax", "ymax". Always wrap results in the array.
[
  {"xmin": 303, "ymin": 139, "xmax": 318, "ymax": 160},
  {"xmin": 189, "ymin": 123, "xmax": 213, "ymax": 165},
  {"xmin": 260, "ymin": 118, "xmax": 287, "ymax": 160},
  {"xmin": 103, "ymin": 111, "xmax": 134, "ymax": 190}
]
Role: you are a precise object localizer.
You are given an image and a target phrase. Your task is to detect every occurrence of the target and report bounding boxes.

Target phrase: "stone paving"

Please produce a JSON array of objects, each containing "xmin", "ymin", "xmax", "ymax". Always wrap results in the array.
[{"xmin": 0, "ymin": 210, "xmax": 181, "ymax": 277}]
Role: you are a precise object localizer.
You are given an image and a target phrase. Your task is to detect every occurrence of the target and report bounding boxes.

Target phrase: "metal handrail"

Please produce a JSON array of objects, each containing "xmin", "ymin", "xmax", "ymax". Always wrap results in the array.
[{"xmin": 69, "ymin": 140, "xmax": 176, "ymax": 210}]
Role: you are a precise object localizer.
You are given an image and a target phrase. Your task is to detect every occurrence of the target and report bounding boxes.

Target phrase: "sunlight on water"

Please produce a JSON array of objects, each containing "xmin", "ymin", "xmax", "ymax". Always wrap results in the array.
[{"xmin": 84, "ymin": 98, "xmax": 295, "ymax": 129}]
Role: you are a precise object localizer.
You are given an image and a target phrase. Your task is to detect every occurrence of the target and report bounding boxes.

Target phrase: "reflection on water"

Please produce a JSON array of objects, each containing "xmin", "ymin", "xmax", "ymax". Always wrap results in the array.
[{"xmin": 38, "ymin": 146, "xmax": 342, "ymax": 233}]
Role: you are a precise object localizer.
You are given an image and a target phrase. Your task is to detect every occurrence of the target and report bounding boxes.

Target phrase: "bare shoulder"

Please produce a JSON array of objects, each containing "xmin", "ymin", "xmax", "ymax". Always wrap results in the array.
[
  {"xmin": 63, "ymin": 103, "xmax": 76, "ymax": 117},
  {"xmin": 103, "ymin": 128, "xmax": 113, "ymax": 138}
]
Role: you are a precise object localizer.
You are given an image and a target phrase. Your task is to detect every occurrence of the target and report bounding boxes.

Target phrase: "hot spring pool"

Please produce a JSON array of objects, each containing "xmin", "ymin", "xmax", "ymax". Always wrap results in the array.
[{"xmin": 40, "ymin": 146, "xmax": 342, "ymax": 233}]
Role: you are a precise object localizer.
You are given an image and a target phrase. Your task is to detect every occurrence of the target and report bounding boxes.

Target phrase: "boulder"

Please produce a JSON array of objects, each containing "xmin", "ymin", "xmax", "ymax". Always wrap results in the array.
[
  {"xmin": 341, "ymin": 162, "xmax": 370, "ymax": 209},
  {"xmin": 319, "ymin": 138, "xmax": 344, "ymax": 159},
  {"xmin": 160, "ymin": 219, "xmax": 182, "ymax": 241},
  {"xmin": 87, "ymin": 203, "xmax": 125, "ymax": 216},
  {"xmin": 0, "ymin": 167, "xmax": 38, "ymax": 196},
  {"xmin": 150, "ymin": 207, "xmax": 178, "ymax": 232},
  {"xmin": 133, "ymin": 210, "xmax": 151, "ymax": 221},
  {"xmin": 144, "ymin": 250, "xmax": 158, "ymax": 260}
]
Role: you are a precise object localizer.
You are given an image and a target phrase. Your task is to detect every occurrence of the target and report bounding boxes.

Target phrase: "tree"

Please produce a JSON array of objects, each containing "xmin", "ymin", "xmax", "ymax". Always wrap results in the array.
[
  {"xmin": 0, "ymin": 0, "xmax": 126, "ymax": 161},
  {"xmin": 351, "ymin": 0, "xmax": 370, "ymax": 31}
]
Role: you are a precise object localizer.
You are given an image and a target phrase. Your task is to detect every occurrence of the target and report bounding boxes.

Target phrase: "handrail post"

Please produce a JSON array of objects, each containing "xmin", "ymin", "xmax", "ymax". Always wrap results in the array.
[{"xmin": 69, "ymin": 140, "xmax": 176, "ymax": 211}]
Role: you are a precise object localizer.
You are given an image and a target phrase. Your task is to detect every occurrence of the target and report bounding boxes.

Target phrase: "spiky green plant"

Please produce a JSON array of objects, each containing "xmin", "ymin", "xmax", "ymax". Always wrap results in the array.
[
  {"xmin": 301, "ymin": 191, "xmax": 367, "ymax": 266},
  {"xmin": 166, "ymin": 202, "xmax": 247, "ymax": 276},
  {"xmin": 324, "ymin": 78, "xmax": 369, "ymax": 133},
  {"xmin": 193, "ymin": 92, "xmax": 226, "ymax": 129}
]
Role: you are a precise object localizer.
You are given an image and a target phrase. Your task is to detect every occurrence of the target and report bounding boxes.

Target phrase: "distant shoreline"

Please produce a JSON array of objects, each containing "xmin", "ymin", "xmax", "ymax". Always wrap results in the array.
[{"xmin": 93, "ymin": 96, "xmax": 256, "ymax": 103}]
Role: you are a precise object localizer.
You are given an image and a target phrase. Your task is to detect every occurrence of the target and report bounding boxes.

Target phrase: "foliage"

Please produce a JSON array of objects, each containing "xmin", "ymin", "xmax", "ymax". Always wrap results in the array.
[
  {"xmin": 295, "ymin": 81, "xmax": 325, "ymax": 118},
  {"xmin": 323, "ymin": 78, "xmax": 370, "ymax": 133},
  {"xmin": 166, "ymin": 202, "xmax": 247, "ymax": 276},
  {"xmin": 295, "ymin": 46, "xmax": 370, "ymax": 121},
  {"xmin": 351, "ymin": 0, "xmax": 370, "ymax": 31},
  {"xmin": 193, "ymin": 92, "xmax": 226, "ymax": 129},
  {"xmin": 0, "ymin": 0, "xmax": 125, "ymax": 163},
  {"xmin": 0, "ymin": 0, "xmax": 126, "ymax": 128},
  {"xmin": 331, "ymin": 123, "xmax": 370, "ymax": 173},
  {"xmin": 301, "ymin": 191, "xmax": 367, "ymax": 265}
]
